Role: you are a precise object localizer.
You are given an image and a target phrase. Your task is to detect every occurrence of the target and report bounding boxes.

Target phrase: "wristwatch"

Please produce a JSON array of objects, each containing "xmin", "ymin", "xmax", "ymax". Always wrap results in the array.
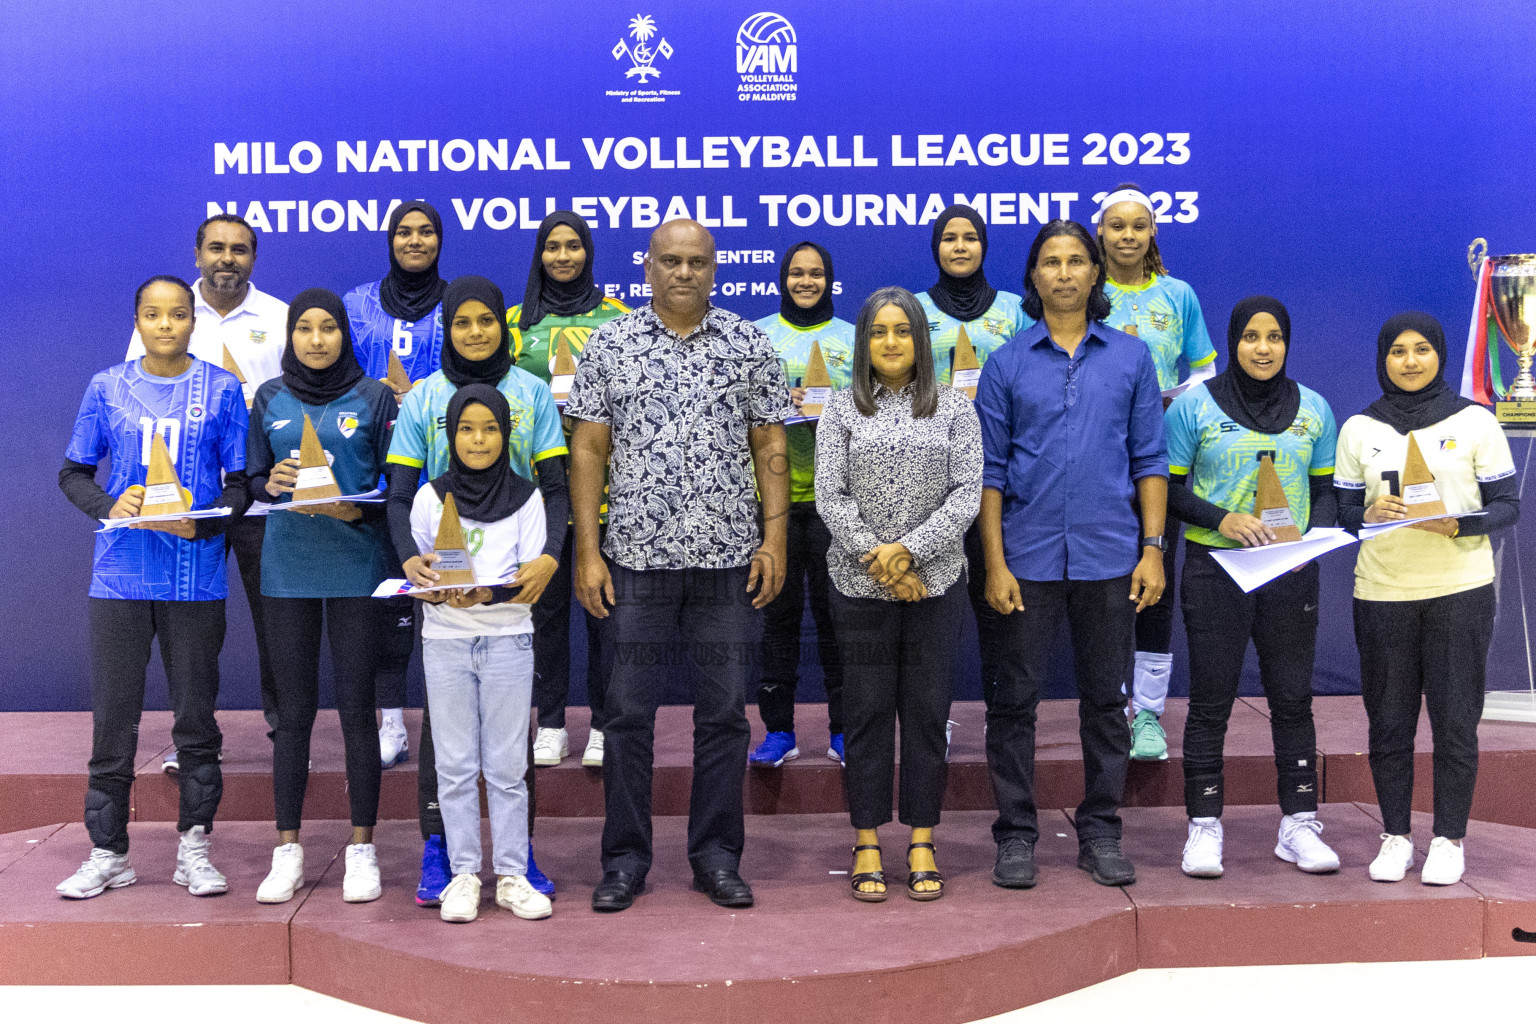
[{"xmin": 1142, "ymin": 536, "xmax": 1167, "ymax": 552}]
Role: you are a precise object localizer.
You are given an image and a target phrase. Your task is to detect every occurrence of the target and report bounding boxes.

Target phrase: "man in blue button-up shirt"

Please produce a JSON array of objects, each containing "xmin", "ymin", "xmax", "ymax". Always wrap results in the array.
[{"xmin": 975, "ymin": 220, "xmax": 1168, "ymax": 891}]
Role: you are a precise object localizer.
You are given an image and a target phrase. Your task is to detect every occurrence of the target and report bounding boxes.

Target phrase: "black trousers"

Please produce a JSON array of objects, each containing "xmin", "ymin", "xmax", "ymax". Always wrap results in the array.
[
  {"xmin": 986, "ymin": 575, "xmax": 1135, "ymax": 844},
  {"xmin": 226, "ymin": 516, "xmax": 277, "ymax": 730},
  {"xmin": 372, "ymin": 594, "xmax": 417, "ymax": 710},
  {"xmin": 1134, "ymin": 523, "xmax": 1181, "ymax": 655},
  {"xmin": 1180, "ymin": 543, "xmax": 1320, "ymax": 818},
  {"xmin": 835, "ymin": 582, "xmax": 963, "ymax": 829},
  {"xmin": 86, "ymin": 598, "xmax": 226, "ymax": 854},
  {"xmin": 264, "ymin": 596, "xmax": 382, "ymax": 831},
  {"xmin": 758, "ymin": 503, "xmax": 844, "ymax": 735},
  {"xmin": 1355, "ymin": 584, "xmax": 1495, "ymax": 840},
  {"xmin": 601, "ymin": 565, "xmax": 756, "ymax": 877},
  {"xmin": 533, "ymin": 523, "xmax": 616, "ymax": 732},
  {"xmin": 964, "ymin": 523, "xmax": 1012, "ymax": 706}
]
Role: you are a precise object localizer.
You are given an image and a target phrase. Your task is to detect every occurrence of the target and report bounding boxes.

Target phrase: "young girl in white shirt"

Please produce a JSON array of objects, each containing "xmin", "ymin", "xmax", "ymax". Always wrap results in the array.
[{"xmin": 406, "ymin": 383, "xmax": 552, "ymax": 922}]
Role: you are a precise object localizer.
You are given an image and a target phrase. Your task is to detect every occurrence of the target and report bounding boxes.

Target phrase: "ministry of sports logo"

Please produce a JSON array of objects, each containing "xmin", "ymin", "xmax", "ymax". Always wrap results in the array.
[
  {"xmin": 613, "ymin": 15, "xmax": 672, "ymax": 82},
  {"xmin": 736, "ymin": 13, "xmax": 797, "ymax": 101}
]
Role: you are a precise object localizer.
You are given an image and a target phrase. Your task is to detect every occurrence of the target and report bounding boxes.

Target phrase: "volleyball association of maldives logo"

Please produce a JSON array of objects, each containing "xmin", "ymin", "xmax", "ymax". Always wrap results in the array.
[
  {"xmin": 736, "ymin": 12, "xmax": 798, "ymax": 101},
  {"xmin": 613, "ymin": 14, "xmax": 673, "ymax": 82}
]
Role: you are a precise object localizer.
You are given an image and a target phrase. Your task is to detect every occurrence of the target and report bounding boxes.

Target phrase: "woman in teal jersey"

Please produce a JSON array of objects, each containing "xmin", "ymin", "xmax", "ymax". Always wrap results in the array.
[
  {"xmin": 1165, "ymin": 296, "xmax": 1339, "ymax": 879},
  {"xmin": 750, "ymin": 241, "xmax": 854, "ymax": 767},
  {"xmin": 915, "ymin": 205, "xmax": 1029, "ymax": 721},
  {"xmin": 1095, "ymin": 184, "xmax": 1217, "ymax": 762},
  {"xmin": 509, "ymin": 211, "xmax": 629, "ymax": 771}
]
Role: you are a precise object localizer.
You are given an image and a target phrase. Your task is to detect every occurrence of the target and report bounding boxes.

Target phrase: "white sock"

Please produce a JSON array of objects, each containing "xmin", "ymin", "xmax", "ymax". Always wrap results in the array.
[
  {"xmin": 381, "ymin": 708, "xmax": 404, "ymax": 730},
  {"xmin": 1131, "ymin": 651, "xmax": 1173, "ymax": 716}
]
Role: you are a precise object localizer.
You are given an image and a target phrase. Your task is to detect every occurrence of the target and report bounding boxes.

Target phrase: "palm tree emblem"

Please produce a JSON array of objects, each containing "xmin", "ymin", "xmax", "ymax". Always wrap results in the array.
[{"xmin": 613, "ymin": 14, "xmax": 673, "ymax": 82}]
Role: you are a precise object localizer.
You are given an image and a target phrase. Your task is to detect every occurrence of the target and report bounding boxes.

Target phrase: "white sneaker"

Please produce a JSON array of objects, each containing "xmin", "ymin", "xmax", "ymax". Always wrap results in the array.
[
  {"xmin": 1275, "ymin": 812, "xmax": 1340, "ymax": 873},
  {"xmin": 162, "ymin": 750, "xmax": 179, "ymax": 774},
  {"xmin": 379, "ymin": 716, "xmax": 409, "ymax": 769},
  {"xmin": 496, "ymin": 874, "xmax": 553, "ymax": 920},
  {"xmin": 57, "ymin": 848, "xmax": 136, "ymax": 899},
  {"xmin": 256, "ymin": 843, "xmax": 305, "ymax": 903},
  {"xmin": 1369, "ymin": 834, "xmax": 1416, "ymax": 882},
  {"xmin": 533, "ymin": 727, "xmax": 569, "ymax": 766},
  {"xmin": 343, "ymin": 843, "xmax": 383, "ymax": 902},
  {"xmin": 439, "ymin": 873, "xmax": 481, "ymax": 923},
  {"xmin": 173, "ymin": 825, "xmax": 228, "ymax": 896},
  {"xmin": 1181, "ymin": 817, "xmax": 1224, "ymax": 878},
  {"xmin": 1421, "ymin": 836, "xmax": 1466, "ymax": 886},
  {"xmin": 581, "ymin": 729, "xmax": 605, "ymax": 767}
]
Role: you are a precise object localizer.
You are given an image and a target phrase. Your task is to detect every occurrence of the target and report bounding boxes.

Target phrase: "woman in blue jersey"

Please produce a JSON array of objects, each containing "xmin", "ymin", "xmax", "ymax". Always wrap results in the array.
[
  {"xmin": 1165, "ymin": 296, "xmax": 1339, "ymax": 879},
  {"xmin": 57, "ymin": 276, "xmax": 251, "ymax": 900},
  {"xmin": 386, "ymin": 274, "xmax": 570, "ymax": 902},
  {"xmin": 915, "ymin": 205, "xmax": 1031, "ymax": 722},
  {"xmin": 246, "ymin": 289, "xmax": 399, "ymax": 905},
  {"xmin": 509, "ymin": 211, "xmax": 630, "ymax": 771},
  {"xmin": 1095, "ymin": 185, "xmax": 1217, "ymax": 762},
  {"xmin": 345, "ymin": 199, "xmax": 446, "ymax": 774},
  {"xmin": 750, "ymin": 241, "xmax": 854, "ymax": 768}
]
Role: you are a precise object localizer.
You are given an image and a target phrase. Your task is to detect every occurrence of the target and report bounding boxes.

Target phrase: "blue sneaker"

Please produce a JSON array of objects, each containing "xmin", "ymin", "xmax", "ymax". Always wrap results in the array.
[
  {"xmin": 749, "ymin": 731, "xmax": 799, "ymax": 768},
  {"xmin": 827, "ymin": 733, "xmax": 845, "ymax": 765},
  {"xmin": 415, "ymin": 834, "xmax": 450, "ymax": 907},
  {"xmin": 526, "ymin": 842, "xmax": 555, "ymax": 898}
]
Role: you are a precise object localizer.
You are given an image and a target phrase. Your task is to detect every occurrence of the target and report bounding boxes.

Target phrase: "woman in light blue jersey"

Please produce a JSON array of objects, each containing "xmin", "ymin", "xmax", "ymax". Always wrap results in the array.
[
  {"xmin": 1095, "ymin": 184, "xmax": 1217, "ymax": 762},
  {"xmin": 1165, "ymin": 296, "xmax": 1338, "ymax": 879},
  {"xmin": 751, "ymin": 242, "xmax": 854, "ymax": 768}
]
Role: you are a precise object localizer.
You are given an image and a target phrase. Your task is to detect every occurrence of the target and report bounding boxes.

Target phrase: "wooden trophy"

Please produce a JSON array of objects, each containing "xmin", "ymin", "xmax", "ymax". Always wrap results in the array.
[
  {"xmin": 139, "ymin": 433, "xmax": 192, "ymax": 517},
  {"xmin": 549, "ymin": 334, "xmax": 577, "ymax": 403},
  {"xmin": 952, "ymin": 326, "xmax": 981, "ymax": 400},
  {"xmin": 1252, "ymin": 455, "xmax": 1303, "ymax": 542},
  {"xmin": 293, "ymin": 414, "xmax": 343, "ymax": 500},
  {"xmin": 222, "ymin": 346, "xmax": 252, "ymax": 409},
  {"xmin": 386, "ymin": 349, "xmax": 413, "ymax": 394},
  {"xmin": 800, "ymin": 339, "xmax": 832, "ymax": 417},
  {"xmin": 1402, "ymin": 432, "xmax": 1449, "ymax": 520},
  {"xmin": 430, "ymin": 492, "xmax": 478, "ymax": 587}
]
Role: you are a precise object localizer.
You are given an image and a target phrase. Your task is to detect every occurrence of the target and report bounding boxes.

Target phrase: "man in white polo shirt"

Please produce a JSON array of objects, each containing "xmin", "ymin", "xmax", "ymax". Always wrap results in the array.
[{"xmin": 127, "ymin": 214, "xmax": 288, "ymax": 768}]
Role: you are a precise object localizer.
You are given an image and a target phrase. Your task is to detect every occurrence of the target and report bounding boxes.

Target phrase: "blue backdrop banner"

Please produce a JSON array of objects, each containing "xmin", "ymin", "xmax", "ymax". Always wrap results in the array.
[{"xmin": 4, "ymin": 0, "xmax": 1534, "ymax": 710}]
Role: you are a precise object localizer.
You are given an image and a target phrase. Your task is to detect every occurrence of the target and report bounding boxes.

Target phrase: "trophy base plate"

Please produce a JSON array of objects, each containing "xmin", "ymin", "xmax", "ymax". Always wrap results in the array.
[
  {"xmin": 1495, "ymin": 400, "xmax": 1536, "ymax": 424},
  {"xmin": 1483, "ymin": 690, "xmax": 1536, "ymax": 723}
]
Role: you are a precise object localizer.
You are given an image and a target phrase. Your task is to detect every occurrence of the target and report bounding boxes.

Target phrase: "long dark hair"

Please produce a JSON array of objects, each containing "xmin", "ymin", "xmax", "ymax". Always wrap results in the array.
[
  {"xmin": 1022, "ymin": 220, "xmax": 1111, "ymax": 322},
  {"xmin": 851, "ymin": 286, "xmax": 937, "ymax": 418}
]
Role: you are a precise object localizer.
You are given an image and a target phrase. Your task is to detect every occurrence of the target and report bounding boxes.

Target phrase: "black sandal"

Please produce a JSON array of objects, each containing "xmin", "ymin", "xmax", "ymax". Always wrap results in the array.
[
  {"xmin": 907, "ymin": 842, "xmax": 944, "ymax": 901},
  {"xmin": 850, "ymin": 844, "xmax": 887, "ymax": 902}
]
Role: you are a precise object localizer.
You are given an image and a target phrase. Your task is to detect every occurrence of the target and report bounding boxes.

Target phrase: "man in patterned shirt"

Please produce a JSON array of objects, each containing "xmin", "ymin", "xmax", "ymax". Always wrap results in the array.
[{"xmin": 566, "ymin": 219, "xmax": 793, "ymax": 914}]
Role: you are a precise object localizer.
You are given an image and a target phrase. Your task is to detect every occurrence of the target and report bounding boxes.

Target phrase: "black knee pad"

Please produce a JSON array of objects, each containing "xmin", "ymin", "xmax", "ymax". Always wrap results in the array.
[
  {"xmin": 84, "ymin": 786, "xmax": 126, "ymax": 849},
  {"xmin": 179, "ymin": 761, "xmax": 223, "ymax": 826}
]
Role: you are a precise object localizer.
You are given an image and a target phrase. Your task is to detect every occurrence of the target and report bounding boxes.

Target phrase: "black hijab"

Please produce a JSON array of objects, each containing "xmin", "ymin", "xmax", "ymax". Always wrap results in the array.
[
  {"xmin": 518, "ymin": 211, "xmax": 604, "ymax": 331},
  {"xmin": 1205, "ymin": 295, "xmax": 1301, "ymax": 435},
  {"xmin": 430, "ymin": 384, "xmax": 536, "ymax": 523},
  {"xmin": 281, "ymin": 288, "xmax": 365, "ymax": 406},
  {"xmin": 379, "ymin": 200, "xmax": 447, "ymax": 323},
  {"xmin": 927, "ymin": 205, "xmax": 997, "ymax": 323},
  {"xmin": 440, "ymin": 275, "xmax": 514, "ymax": 387},
  {"xmin": 778, "ymin": 241, "xmax": 836, "ymax": 328},
  {"xmin": 1362, "ymin": 311, "xmax": 1475, "ymax": 434}
]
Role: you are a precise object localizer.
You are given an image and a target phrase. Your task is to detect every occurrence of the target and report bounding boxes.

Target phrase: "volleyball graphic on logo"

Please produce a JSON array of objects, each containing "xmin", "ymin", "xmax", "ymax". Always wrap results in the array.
[{"xmin": 737, "ymin": 12, "xmax": 796, "ymax": 47}]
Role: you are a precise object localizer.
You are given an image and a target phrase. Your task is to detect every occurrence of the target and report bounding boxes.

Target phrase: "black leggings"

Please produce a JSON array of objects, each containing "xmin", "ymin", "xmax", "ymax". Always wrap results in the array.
[
  {"xmin": 264, "ymin": 596, "xmax": 382, "ymax": 831},
  {"xmin": 1180, "ymin": 542, "xmax": 1320, "ymax": 818},
  {"xmin": 86, "ymin": 598, "xmax": 226, "ymax": 853},
  {"xmin": 1134, "ymin": 524, "xmax": 1181, "ymax": 655},
  {"xmin": 372, "ymin": 594, "xmax": 418, "ymax": 710},
  {"xmin": 1355, "ymin": 585, "xmax": 1495, "ymax": 840}
]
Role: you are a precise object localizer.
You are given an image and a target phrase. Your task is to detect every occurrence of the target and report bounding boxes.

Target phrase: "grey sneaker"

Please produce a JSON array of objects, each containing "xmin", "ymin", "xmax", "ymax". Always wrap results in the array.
[
  {"xmin": 174, "ymin": 825, "xmax": 228, "ymax": 896},
  {"xmin": 992, "ymin": 837, "xmax": 1038, "ymax": 889},
  {"xmin": 57, "ymin": 848, "xmax": 137, "ymax": 899},
  {"xmin": 1078, "ymin": 837, "xmax": 1137, "ymax": 886}
]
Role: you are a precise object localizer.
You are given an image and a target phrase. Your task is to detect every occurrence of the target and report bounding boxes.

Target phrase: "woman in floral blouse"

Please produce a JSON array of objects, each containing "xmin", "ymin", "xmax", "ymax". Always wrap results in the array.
[{"xmin": 815, "ymin": 286, "xmax": 983, "ymax": 903}]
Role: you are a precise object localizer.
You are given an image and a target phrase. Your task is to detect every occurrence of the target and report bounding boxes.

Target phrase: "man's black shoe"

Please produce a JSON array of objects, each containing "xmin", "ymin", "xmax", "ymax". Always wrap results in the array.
[
  {"xmin": 992, "ymin": 837, "xmax": 1038, "ymax": 889},
  {"xmin": 591, "ymin": 870, "xmax": 645, "ymax": 912},
  {"xmin": 692, "ymin": 868, "xmax": 754, "ymax": 908},
  {"xmin": 1077, "ymin": 837, "xmax": 1136, "ymax": 886}
]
